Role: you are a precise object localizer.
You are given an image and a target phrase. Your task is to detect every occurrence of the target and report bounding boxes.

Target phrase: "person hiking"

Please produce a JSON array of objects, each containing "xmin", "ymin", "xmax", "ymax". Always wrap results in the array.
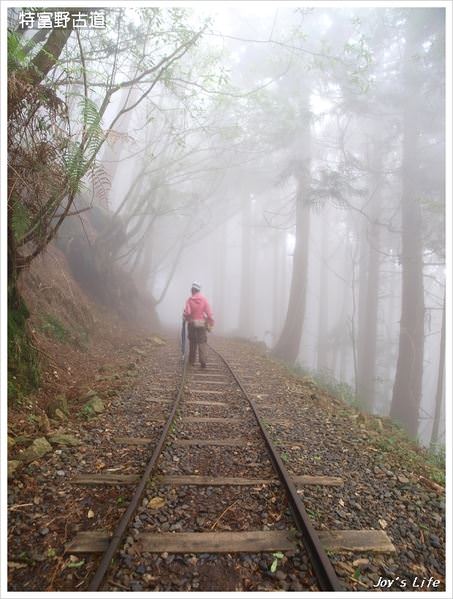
[{"xmin": 183, "ymin": 282, "xmax": 214, "ymax": 368}]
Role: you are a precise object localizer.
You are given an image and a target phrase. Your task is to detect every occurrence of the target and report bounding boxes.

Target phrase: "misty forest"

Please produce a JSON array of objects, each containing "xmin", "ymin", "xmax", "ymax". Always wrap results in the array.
[{"xmin": 7, "ymin": 4, "xmax": 446, "ymax": 594}]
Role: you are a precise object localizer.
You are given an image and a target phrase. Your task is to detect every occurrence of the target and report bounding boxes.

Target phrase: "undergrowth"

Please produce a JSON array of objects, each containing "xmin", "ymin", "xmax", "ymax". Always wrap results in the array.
[
  {"xmin": 292, "ymin": 363, "xmax": 358, "ymax": 406},
  {"xmin": 39, "ymin": 313, "xmax": 89, "ymax": 349},
  {"xmin": 286, "ymin": 361, "xmax": 445, "ymax": 486},
  {"xmin": 8, "ymin": 285, "xmax": 40, "ymax": 402},
  {"xmin": 372, "ymin": 423, "xmax": 445, "ymax": 485},
  {"xmin": 40, "ymin": 314, "xmax": 70, "ymax": 343}
]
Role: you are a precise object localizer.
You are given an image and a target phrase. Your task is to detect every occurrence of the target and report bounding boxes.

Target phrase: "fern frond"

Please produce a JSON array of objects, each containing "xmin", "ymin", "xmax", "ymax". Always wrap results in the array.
[
  {"xmin": 79, "ymin": 97, "xmax": 101, "ymax": 129},
  {"xmin": 88, "ymin": 162, "xmax": 111, "ymax": 206},
  {"xmin": 8, "ymin": 31, "xmax": 28, "ymax": 71}
]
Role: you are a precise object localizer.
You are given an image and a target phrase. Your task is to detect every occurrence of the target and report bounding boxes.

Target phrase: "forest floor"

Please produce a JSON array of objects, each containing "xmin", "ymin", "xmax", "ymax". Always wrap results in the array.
[{"xmin": 8, "ymin": 330, "xmax": 446, "ymax": 592}]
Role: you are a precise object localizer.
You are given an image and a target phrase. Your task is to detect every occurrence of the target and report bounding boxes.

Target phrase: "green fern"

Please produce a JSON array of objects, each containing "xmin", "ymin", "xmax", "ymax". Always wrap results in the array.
[
  {"xmin": 78, "ymin": 96, "xmax": 106, "ymax": 166},
  {"xmin": 8, "ymin": 31, "xmax": 28, "ymax": 71},
  {"xmin": 63, "ymin": 141, "xmax": 88, "ymax": 193},
  {"xmin": 80, "ymin": 97, "xmax": 101, "ymax": 129}
]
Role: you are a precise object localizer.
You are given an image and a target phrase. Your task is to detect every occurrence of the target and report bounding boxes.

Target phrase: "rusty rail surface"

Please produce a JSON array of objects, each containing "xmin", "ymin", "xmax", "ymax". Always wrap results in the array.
[{"xmin": 209, "ymin": 344, "xmax": 343, "ymax": 592}]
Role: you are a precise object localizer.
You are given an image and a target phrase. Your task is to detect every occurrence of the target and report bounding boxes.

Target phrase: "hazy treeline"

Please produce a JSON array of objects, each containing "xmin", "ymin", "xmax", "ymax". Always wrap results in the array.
[{"xmin": 7, "ymin": 7, "xmax": 445, "ymax": 445}]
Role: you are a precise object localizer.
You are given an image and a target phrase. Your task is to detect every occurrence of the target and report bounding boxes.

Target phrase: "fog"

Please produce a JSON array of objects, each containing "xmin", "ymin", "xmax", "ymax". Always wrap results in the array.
[{"xmin": 11, "ymin": 6, "xmax": 445, "ymax": 446}]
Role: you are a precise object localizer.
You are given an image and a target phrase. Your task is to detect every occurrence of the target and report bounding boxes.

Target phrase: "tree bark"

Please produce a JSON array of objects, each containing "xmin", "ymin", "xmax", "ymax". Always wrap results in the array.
[
  {"xmin": 272, "ymin": 229, "xmax": 285, "ymax": 343},
  {"xmin": 273, "ymin": 168, "xmax": 311, "ymax": 363},
  {"xmin": 213, "ymin": 223, "xmax": 226, "ymax": 333},
  {"xmin": 23, "ymin": 26, "xmax": 74, "ymax": 86},
  {"xmin": 357, "ymin": 144, "xmax": 382, "ymax": 411},
  {"xmin": 238, "ymin": 198, "xmax": 254, "ymax": 337},
  {"xmin": 430, "ymin": 293, "xmax": 445, "ymax": 447},
  {"xmin": 316, "ymin": 211, "xmax": 329, "ymax": 371},
  {"xmin": 390, "ymin": 25, "xmax": 425, "ymax": 438}
]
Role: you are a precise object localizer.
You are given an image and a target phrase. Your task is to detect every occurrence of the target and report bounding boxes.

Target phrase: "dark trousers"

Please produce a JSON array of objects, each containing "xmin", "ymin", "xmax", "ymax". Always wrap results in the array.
[{"xmin": 188, "ymin": 324, "xmax": 208, "ymax": 366}]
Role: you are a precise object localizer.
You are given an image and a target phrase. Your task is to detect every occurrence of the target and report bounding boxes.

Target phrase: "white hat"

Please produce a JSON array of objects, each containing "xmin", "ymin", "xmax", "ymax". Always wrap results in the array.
[{"xmin": 191, "ymin": 281, "xmax": 201, "ymax": 291}]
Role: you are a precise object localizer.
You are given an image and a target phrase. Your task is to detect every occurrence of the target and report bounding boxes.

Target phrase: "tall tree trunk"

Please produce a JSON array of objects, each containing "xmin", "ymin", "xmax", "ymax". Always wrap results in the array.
[
  {"xmin": 390, "ymin": 27, "xmax": 425, "ymax": 438},
  {"xmin": 238, "ymin": 199, "xmax": 253, "ymax": 337},
  {"xmin": 316, "ymin": 211, "xmax": 329, "ymax": 371},
  {"xmin": 272, "ymin": 229, "xmax": 285, "ymax": 343},
  {"xmin": 22, "ymin": 25, "xmax": 74, "ymax": 86},
  {"xmin": 430, "ymin": 293, "xmax": 445, "ymax": 447},
  {"xmin": 273, "ymin": 169, "xmax": 311, "ymax": 363},
  {"xmin": 357, "ymin": 144, "xmax": 382, "ymax": 411},
  {"xmin": 213, "ymin": 223, "xmax": 226, "ymax": 333}
]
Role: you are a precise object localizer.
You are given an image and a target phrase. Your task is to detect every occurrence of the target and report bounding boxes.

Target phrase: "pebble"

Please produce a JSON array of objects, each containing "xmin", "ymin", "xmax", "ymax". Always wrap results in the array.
[
  {"xmin": 39, "ymin": 527, "xmax": 49, "ymax": 536},
  {"xmin": 56, "ymin": 470, "xmax": 65, "ymax": 476}
]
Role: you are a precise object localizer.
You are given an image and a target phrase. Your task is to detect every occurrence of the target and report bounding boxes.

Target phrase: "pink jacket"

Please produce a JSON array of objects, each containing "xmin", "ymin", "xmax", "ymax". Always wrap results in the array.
[{"xmin": 183, "ymin": 292, "xmax": 214, "ymax": 326}]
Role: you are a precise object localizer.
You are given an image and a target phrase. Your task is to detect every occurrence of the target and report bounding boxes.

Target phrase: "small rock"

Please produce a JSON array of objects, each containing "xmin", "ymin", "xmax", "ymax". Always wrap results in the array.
[
  {"xmin": 46, "ymin": 395, "xmax": 69, "ymax": 419},
  {"xmin": 398, "ymin": 474, "xmax": 410, "ymax": 484},
  {"xmin": 54, "ymin": 408, "xmax": 67, "ymax": 421},
  {"xmin": 39, "ymin": 527, "xmax": 49, "ymax": 536},
  {"xmin": 430, "ymin": 535, "xmax": 441, "ymax": 548},
  {"xmin": 20, "ymin": 437, "xmax": 53, "ymax": 463},
  {"xmin": 83, "ymin": 395, "xmax": 105, "ymax": 415},
  {"xmin": 56, "ymin": 470, "xmax": 65, "ymax": 476},
  {"xmin": 48, "ymin": 433, "xmax": 81, "ymax": 447},
  {"xmin": 8, "ymin": 460, "xmax": 21, "ymax": 478}
]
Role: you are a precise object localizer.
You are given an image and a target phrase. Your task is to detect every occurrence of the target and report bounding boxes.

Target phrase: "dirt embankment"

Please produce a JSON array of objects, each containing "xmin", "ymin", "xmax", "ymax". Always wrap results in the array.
[{"xmin": 9, "ymin": 242, "xmax": 159, "ymax": 437}]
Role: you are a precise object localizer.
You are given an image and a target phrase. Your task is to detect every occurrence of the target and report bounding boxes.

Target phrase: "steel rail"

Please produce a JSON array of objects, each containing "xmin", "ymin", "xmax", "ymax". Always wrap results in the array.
[
  {"xmin": 209, "ymin": 344, "xmax": 343, "ymax": 592},
  {"xmin": 88, "ymin": 357, "xmax": 188, "ymax": 591}
]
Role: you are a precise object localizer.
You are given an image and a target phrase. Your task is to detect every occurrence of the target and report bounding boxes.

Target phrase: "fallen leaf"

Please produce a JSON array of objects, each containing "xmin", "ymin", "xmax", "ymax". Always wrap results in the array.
[
  {"xmin": 379, "ymin": 518, "xmax": 388, "ymax": 529},
  {"xmin": 353, "ymin": 558, "xmax": 369, "ymax": 567},
  {"xmin": 8, "ymin": 562, "xmax": 27, "ymax": 570},
  {"xmin": 148, "ymin": 497, "xmax": 166, "ymax": 509},
  {"xmin": 87, "ymin": 509, "xmax": 95, "ymax": 519},
  {"xmin": 67, "ymin": 559, "xmax": 85, "ymax": 569}
]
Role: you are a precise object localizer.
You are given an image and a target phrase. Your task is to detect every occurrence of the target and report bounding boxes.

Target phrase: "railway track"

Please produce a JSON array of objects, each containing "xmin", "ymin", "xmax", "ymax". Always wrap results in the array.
[{"xmin": 65, "ymin": 343, "xmax": 395, "ymax": 592}]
